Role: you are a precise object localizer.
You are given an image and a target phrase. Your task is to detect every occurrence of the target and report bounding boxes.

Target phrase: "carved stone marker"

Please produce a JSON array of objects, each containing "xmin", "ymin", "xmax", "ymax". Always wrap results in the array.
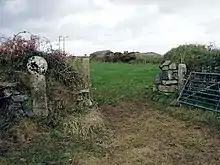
[{"xmin": 27, "ymin": 56, "xmax": 48, "ymax": 117}]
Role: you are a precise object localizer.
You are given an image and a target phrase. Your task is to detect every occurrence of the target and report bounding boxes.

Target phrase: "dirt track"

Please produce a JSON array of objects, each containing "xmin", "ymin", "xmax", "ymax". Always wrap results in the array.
[{"xmin": 81, "ymin": 101, "xmax": 220, "ymax": 165}]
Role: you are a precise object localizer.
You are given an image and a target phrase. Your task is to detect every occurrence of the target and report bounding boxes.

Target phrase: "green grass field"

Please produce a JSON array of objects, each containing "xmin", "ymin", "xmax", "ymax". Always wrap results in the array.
[{"xmin": 91, "ymin": 62, "xmax": 159, "ymax": 104}]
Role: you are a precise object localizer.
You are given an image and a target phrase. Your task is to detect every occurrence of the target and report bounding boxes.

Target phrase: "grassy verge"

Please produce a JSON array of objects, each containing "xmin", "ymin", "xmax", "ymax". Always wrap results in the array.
[{"xmin": 1, "ymin": 110, "xmax": 107, "ymax": 165}]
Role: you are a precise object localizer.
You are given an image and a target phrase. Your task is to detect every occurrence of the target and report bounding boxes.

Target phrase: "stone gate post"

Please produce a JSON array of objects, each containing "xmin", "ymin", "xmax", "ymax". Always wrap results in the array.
[{"xmin": 178, "ymin": 64, "xmax": 187, "ymax": 94}]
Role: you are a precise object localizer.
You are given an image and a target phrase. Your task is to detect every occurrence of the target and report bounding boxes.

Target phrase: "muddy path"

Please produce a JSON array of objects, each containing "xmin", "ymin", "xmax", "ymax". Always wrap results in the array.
[{"xmin": 81, "ymin": 101, "xmax": 220, "ymax": 165}]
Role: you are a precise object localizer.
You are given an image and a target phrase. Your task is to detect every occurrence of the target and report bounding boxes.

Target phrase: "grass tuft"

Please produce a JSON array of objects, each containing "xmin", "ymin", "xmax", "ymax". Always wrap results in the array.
[{"xmin": 62, "ymin": 107, "xmax": 105, "ymax": 139}]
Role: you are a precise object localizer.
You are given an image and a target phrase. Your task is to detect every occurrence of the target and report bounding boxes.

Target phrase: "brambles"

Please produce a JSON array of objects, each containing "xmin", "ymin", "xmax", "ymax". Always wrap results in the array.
[
  {"xmin": 0, "ymin": 32, "xmax": 84, "ymax": 89},
  {"xmin": 164, "ymin": 44, "xmax": 220, "ymax": 72}
]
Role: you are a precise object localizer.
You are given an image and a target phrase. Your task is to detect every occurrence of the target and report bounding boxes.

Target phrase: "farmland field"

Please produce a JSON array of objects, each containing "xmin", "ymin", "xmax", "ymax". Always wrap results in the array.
[
  {"xmin": 81, "ymin": 62, "xmax": 220, "ymax": 165},
  {"xmin": 91, "ymin": 62, "xmax": 159, "ymax": 103}
]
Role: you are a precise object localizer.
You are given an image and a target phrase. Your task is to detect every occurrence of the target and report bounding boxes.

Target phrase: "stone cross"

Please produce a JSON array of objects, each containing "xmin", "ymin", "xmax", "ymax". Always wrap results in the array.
[{"xmin": 27, "ymin": 56, "xmax": 49, "ymax": 117}]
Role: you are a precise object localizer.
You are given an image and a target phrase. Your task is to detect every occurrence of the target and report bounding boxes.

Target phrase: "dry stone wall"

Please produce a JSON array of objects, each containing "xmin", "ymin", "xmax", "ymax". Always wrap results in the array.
[
  {"xmin": 154, "ymin": 60, "xmax": 178, "ymax": 93},
  {"xmin": 0, "ymin": 82, "xmax": 31, "ymax": 132}
]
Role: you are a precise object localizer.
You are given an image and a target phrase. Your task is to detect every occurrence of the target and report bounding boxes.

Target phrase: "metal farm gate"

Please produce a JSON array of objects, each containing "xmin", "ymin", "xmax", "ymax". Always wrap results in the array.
[{"xmin": 178, "ymin": 72, "xmax": 220, "ymax": 112}]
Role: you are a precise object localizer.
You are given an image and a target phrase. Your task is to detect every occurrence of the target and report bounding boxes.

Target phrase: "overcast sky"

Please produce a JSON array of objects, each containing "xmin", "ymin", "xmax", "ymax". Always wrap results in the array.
[{"xmin": 1, "ymin": 0, "xmax": 220, "ymax": 55}]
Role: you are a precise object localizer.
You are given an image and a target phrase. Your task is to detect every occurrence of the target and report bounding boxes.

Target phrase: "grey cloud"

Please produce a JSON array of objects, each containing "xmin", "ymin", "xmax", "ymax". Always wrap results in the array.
[
  {"xmin": 113, "ymin": 5, "xmax": 160, "ymax": 38},
  {"xmin": 1, "ymin": 0, "xmax": 98, "ymax": 31},
  {"xmin": 1, "ymin": 0, "xmax": 220, "ymax": 55},
  {"xmin": 202, "ymin": 18, "xmax": 220, "ymax": 34},
  {"xmin": 110, "ymin": 0, "xmax": 187, "ymax": 12},
  {"xmin": 55, "ymin": 4, "xmax": 160, "ymax": 44},
  {"xmin": 110, "ymin": 0, "xmax": 220, "ymax": 14},
  {"xmin": 2, "ymin": 0, "xmax": 57, "ymax": 28},
  {"xmin": 58, "ymin": 23, "xmax": 109, "ymax": 41}
]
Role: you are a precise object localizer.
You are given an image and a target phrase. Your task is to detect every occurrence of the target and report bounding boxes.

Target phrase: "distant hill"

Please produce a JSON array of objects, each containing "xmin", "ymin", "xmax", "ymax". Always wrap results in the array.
[
  {"xmin": 90, "ymin": 50, "xmax": 161, "ymax": 58},
  {"xmin": 90, "ymin": 50, "xmax": 162, "ymax": 63},
  {"xmin": 134, "ymin": 52, "xmax": 161, "ymax": 57},
  {"xmin": 90, "ymin": 50, "xmax": 113, "ymax": 59}
]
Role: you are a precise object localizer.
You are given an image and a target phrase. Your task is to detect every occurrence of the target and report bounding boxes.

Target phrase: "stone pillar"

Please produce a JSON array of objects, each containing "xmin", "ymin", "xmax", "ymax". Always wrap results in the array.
[
  {"xmin": 178, "ymin": 64, "xmax": 187, "ymax": 94},
  {"xmin": 82, "ymin": 57, "xmax": 92, "ymax": 106},
  {"xmin": 27, "ymin": 56, "xmax": 49, "ymax": 117},
  {"xmin": 82, "ymin": 57, "xmax": 90, "ymax": 89}
]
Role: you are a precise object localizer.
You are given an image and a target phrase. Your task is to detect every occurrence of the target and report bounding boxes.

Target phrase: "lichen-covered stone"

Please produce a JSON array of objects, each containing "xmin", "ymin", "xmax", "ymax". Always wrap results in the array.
[
  {"xmin": 162, "ymin": 80, "xmax": 178, "ymax": 85},
  {"xmin": 27, "ymin": 56, "xmax": 49, "ymax": 117},
  {"xmin": 3, "ymin": 89, "xmax": 12, "ymax": 98},
  {"xmin": 0, "ymin": 82, "xmax": 18, "ymax": 89},
  {"xmin": 161, "ymin": 66, "xmax": 169, "ymax": 71},
  {"xmin": 11, "ymin": 95, "xmax": 28, "ymax": 102},
  {"xmin": 27, "ymin": 56, "xmax": 48, "ymax": 75},
  {"xmin": 160, "ymin": 60, "xmax": 171, "ymax": 69},
  {"xmin": 178, "ymin": 64, "xmax": 187, "ymax": 93},
  {"xmin": 4, "ymin": 89, "xmax": 20, "ymax": 96},
  {"xmin": 162, "ymin": 60, "xmax": 171, "ymax": 66},
  {"xmin": 214, "ymin": 66, "xmax": 220, "ymax": 72},
  {"xmin": 169, "ymin": 63, "xmax": 177, "ymax": 70},
  {"xmin": 158, "ymin": 85, "xmax": 177, "ymax": 93},
  {"xmin": 167, "ymin": 70, "xmax": 173, "ymax": 80},
  {"xmin": 30, "ymin": 74, "xmax": 48, "ymax": 117}
]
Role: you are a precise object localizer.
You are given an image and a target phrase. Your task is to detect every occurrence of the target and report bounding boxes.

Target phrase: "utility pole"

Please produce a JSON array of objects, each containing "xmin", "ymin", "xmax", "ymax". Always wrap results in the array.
[
  {"xmin": 58, "ymin": 36, "xmax": 68, "ymax": 53},
  {"xmin": 58, "ymin": 36, "xmax": 62, "ymax": 51},
  {"xmin": 63, "ymin": 37, "xmax": 65, "ymax": 54},
  {"xmin": 63, "ymin": 36, "xmax": 68, "ymax": 54}
]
